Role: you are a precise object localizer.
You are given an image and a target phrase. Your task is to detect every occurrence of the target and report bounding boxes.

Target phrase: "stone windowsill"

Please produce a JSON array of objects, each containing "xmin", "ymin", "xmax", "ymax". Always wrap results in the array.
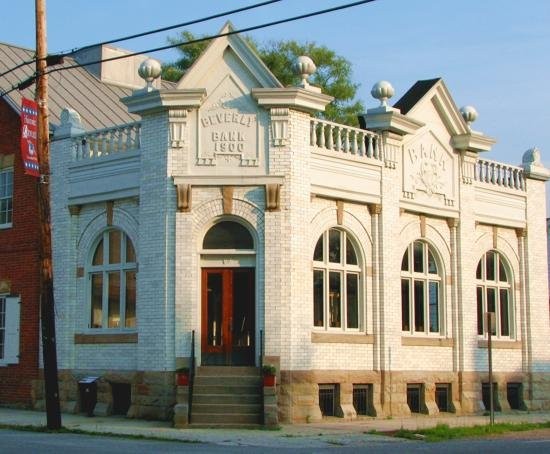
[
  {"xmin": 401, "ymin": 336, "xmax": 454, "ymax": 347},
  {"xmin": 477, "ymin": 339, "xmax": 522, "ymax": 349},
  {"xmin": 311, "ymin": 332, "xmax": 374, "ymax": 344},
  {"xmin": 74, "ymin": 332, "xmax": 138, "ymax": 344}
]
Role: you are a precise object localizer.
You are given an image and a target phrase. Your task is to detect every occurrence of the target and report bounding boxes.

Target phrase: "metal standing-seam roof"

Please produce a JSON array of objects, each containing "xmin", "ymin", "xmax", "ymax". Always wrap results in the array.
[{"xmin": 0, "ymin": 41, "xmax": 174, "ymax": 131}]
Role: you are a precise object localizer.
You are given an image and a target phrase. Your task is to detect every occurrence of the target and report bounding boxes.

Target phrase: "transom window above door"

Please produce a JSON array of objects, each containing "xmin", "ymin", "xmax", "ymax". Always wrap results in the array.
[
  {"xmin": 313, "ymin": 228, "xmax": 362, "ymax": 331},
  {"xmin": 203, "ymin": 221, "xmax": 254, "ymax": 250}
]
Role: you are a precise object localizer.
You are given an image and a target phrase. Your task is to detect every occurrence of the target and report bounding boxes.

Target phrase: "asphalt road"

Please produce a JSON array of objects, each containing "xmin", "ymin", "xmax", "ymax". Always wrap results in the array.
[{"xmin": 1, "ymin": 429, "xmax": 549, "ymax": 453}]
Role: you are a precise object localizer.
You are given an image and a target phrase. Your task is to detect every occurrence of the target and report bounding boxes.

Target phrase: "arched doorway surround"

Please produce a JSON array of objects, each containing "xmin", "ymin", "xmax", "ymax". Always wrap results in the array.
[{"xmin": 200, "ymin": 219, "xmax": 256, "ymax": 366}]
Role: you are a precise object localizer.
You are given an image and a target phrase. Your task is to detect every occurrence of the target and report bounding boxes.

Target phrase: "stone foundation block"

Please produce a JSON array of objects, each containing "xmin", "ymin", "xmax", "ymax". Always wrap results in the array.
[{"xmin": 173, "ymin": 404, "xmax": 189, "ymax": 427}]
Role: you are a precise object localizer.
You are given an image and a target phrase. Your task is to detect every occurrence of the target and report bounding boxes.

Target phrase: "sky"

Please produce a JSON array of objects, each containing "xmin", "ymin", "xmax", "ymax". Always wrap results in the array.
[{"xmin": 2, "ymin": 1, "xmax": 550, "ymax": 173}]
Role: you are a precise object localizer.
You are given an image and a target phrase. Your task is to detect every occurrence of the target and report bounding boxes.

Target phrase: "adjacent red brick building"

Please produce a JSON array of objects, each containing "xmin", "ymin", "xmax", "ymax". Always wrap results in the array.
[{"xmin": 0, "ymin": 98, "xmax": 41, "ymax": 406}]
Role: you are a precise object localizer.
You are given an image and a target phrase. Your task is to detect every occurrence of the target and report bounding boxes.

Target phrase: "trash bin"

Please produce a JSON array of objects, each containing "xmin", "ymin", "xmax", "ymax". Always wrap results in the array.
[{"xmin": 78, "ymin": 376, "xmax": 99, "ymax": 417}]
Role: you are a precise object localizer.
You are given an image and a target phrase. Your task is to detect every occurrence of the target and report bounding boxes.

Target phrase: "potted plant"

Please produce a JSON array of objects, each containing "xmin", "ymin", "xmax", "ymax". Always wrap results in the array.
[
  {"xmin": 262, "ymin": 364, "xmax": 277, "ymax": 387},
  {"xmin": 175, "ymin": 367, "xmax": 190, "ymax": 386}
]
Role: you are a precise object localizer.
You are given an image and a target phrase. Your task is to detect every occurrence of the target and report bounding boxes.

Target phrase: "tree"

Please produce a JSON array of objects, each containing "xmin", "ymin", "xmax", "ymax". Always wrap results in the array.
[{"xmin": 162, "ymin": 31, "xmax": 364, "ymax": 126}]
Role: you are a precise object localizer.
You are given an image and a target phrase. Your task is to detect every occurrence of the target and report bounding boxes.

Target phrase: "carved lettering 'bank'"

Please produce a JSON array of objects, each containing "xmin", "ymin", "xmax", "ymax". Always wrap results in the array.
[{"xmin": 50, "ymin": 23, "xmax": 550, "ymax": 425}]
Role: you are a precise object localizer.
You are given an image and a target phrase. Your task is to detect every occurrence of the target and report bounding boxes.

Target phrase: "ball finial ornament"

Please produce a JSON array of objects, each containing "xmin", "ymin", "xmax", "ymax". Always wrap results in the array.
[
  {"xmin": 522, "ymin": 147, "xmax": 541, "ymax": 165},
  {"xmin": 293, "ymin": 56, "xmax": 316, "ymax": 88},
  {"xmin": 371, "ymin": 81, "xmax": 394, "ymax": 107},
  {"xmin": 460, "ymin": 105, "xmax": 478, "ymax": 128},
  {"xmin": 138, "ymin": 58, "xmax": 162, "ymax": 90}
]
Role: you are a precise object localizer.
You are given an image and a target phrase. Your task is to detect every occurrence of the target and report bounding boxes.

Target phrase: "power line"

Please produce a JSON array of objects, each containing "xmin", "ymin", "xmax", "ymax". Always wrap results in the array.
[
  {"xmin": 1, "ymin": 0, "xmax": 377, "ymax": 99},
  {"xmin": 0, "ymin": 0, "xmax": 282, "ymax": 79},
  {"xmin": 45, "ymin": 0, "xmax": 376, "ymax": 77}
]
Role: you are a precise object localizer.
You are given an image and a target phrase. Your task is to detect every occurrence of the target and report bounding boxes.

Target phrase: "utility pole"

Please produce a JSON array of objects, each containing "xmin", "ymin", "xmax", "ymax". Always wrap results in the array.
[{"xmin": 36, "ymin": 0, "xmax": 61, "ymax": 430}]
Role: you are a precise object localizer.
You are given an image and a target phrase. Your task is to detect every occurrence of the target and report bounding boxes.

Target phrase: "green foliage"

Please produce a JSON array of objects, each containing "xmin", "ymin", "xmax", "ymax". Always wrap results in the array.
[
  {"xmin": 162, "ymin": 31, "xmax": 364, "ymax": 126},
  {"xmin": 262, "ymin": 364, "xmax": 277, "ymax": 376},
  {"xmin": 392, "ymin": 421, "xmax": 550, "ymax": 442}
]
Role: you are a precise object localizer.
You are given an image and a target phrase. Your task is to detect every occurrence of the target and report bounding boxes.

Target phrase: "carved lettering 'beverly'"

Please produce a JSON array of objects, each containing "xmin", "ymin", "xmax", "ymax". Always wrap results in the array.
[{"xmin": 201, "ymin": 112, "xmax": 255, "ymax": 128}]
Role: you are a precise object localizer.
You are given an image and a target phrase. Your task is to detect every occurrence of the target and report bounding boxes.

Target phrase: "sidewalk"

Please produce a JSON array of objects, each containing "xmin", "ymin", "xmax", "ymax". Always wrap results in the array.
[{"xmin": 1, "ymin": 407, "xmax": 549, "ymax": 448}]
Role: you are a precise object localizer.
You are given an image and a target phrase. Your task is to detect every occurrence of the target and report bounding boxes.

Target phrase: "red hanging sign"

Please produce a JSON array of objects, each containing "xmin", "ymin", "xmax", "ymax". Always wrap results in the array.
[{"xmin": 20, "ymin": 97, "xmax": 40, "ymax": 177}]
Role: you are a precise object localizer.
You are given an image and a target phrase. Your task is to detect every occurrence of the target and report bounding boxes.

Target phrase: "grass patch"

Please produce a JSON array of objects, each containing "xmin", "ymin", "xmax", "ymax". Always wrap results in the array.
[{"xmin": 392, "ymin": 421, "xmax": 550, "ymax": 442}]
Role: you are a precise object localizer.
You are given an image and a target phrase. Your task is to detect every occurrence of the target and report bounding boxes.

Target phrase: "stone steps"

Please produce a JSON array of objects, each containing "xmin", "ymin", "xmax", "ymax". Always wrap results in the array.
[{"xmin": 190, "ymin": 366, "xmax": 263, "ymax": 426}]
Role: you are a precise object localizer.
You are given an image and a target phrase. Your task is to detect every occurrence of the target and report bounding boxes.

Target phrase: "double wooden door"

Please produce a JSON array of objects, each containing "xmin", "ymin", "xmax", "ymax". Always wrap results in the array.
[{"xmin": 201, "ymin": 268, "xmax": 255, "ymax": 366}]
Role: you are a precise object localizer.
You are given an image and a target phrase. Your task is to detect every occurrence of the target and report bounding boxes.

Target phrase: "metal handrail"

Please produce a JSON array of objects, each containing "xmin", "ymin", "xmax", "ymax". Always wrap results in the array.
[{"xmin": 188, "ymin": 330, "xmax": 195, "ymax": 423}]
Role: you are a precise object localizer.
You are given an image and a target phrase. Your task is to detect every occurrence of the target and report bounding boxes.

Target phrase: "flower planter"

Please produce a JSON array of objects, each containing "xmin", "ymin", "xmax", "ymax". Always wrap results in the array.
[
  {"xmin": 176, "ymin": 373, "xmax": 189, "ymax": 386},
  {"xmin": 263, "ymin": 374, "xmax": 276, "ymax": 387}
]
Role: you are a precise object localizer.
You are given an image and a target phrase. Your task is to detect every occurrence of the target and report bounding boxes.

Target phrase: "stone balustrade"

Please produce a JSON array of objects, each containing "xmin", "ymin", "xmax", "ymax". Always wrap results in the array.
[
  {"xmin": 72, "ymin": 122, "xmax": 141, "ymax": 160},
  {"xmin": 475, "ymin": 158, "xmax": 525, "ymax": 191},
  {"xmin": 310, "ymin": 119, "xmax": 382, "ymax": 161}
]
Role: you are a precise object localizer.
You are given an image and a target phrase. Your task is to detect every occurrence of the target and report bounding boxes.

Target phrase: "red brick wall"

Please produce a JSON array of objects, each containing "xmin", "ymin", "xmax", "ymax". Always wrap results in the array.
[{"xmin": 0, "ymin": 99, "xmax": 41, "ymax": 407}]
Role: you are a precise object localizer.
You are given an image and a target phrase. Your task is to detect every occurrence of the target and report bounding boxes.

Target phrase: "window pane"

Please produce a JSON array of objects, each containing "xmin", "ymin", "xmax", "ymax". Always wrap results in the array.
[
  {"xmin": 429, "ymin": 281, "xmax": 439, "ymax": 332},
  {"xmin": 328, "ymin": 229, "xmax": 341, "ymax": 264},
  {"xmin": 126, "ymin": 238, "xmax": 136, "ymax": 263},
  {"xmin": 476, "ymin": 259, "xmax": 482, "ymax": 279},
  {"xmin": 500, "ymin": 289, "xmax": 509, "ymax": 336},
  {"xmin": 108, "ymin": 272, "xmax": 121, "ymax": 328},
  {"xmin": 414, "ymin": 280, "xmax": 425, "ymax": 332},
  {"xmin": 329, "ymin": 271, "xmax": 341, "ymax": 327},
  {"xmin": 428, "ymin": 249, "xmax": 437, "ymax": 274},
  {"xmin": 401, "ymin": 247, "xmax": 409, "ymax": 271},
  {"xmin": 477, "ymin": 286, "xmax": 484, "ymax": 335},
  {"xmin": 346, "ymin": 237, "xmax": 358, "ymax": 265},
  {"xmin": 487, "ymin": 288, "xmax": 496, "ymax": 335},
  {"xmin": 203, "ymin": 221, "xmax": 253, "ymax": 249},
  {"xmin": 125, "ymin": 271, "xmax": 136, "ymax": 328},
  {"xmin": 313, "ymin": 270, "xmax": 324, "ymax": 327},
  {"xmin": 413, "ymin": 242, "xmax": 424, "ymax": 273},
  {"xmin": 207, "ymin": 273, "xmax": 223, "ymax": 346},
  {"xmin": 91, "ymin": 273, "xmax": 103, "ymax": 328},
  {"xmin": 109, "ymin": 230, "xmax": 121, "ymax": 264},
  {"xmin": 346, "ymin": 274, "xmax": 359, "ymax": 329},
  {"xmin": 486, "ymin": 251, "xmax": 495, "ymax": 281},
  {"xmin": 401, "ymin": 279, "xmax": 410, "ymax": 331},
  {"xmin": 313, "ymin": 236, "xmax": 323, "ymax": 262},
  {"xmin": 498, "ymin": 258, "xmax": 508, "ymax": 282},
  {"xmin": 92, "ymin": 238, "xmax": 104, "ymax": 266}
]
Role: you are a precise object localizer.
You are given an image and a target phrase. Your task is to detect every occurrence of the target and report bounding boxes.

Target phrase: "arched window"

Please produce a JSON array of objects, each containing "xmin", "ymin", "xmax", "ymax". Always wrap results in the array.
[
  {"xmin": 476, "ymin": 250, "xmax": 512, "ymax": 337},
  {"xmin": 401, "ymin": 241, "xmax": 442, "ymax": 334},
  {"xmin": 89, "ymin": 229, "xmax": 136, "ymax": 329},
  {"xmin": 313, "ymin": 228, "xmax": 362, "ymax": 330},
  {"xmin": 203, "ymin": 220, "xmax": 253, "ymax": 250}
]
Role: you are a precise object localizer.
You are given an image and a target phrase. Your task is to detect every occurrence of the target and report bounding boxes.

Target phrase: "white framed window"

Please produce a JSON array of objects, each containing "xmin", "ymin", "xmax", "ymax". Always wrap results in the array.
[
  {"xmin": 88, "ymin": 229, "xmax": 136, "ymax": 329},
  {"xmin": 476, "ymin": 250, "xmax": 512, "ymax": 338},
  {"xmin": 401, "ymin": 241, "xmax": 443, "ymax": 335},
  {"xmin": 0, "ymin": 295, "xmax": 20, "ymax": 365},
  {"xmin": 0, "ymin": 168, "xmax": 13, "ymax": 228},
  {"xmin": 313, "ymin": 228, "xmax": 362, "ymax": 331}
]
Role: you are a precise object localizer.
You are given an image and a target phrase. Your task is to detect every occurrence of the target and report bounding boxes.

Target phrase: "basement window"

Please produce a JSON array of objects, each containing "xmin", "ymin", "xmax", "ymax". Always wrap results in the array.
[
  {"xmin": 353, "ymin": 384, "xmax": 373, "ymax": 416},
  {"xmin": 407, "ymin": 383, "xmax": 422, "ymax": 413},
  {"xmin": 319, "ymin": 384, "xmax": 337, "ymax": 416},
  {"xmin": 435, "ymin": 383, "xmax": 451, "ymax": 412}
]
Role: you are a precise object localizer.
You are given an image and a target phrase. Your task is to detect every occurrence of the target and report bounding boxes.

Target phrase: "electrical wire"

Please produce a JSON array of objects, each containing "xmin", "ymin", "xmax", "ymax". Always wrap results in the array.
[
  {"xmin": 1, "ymin": 0, "xmax": 377, "ymax": 98},
  {"xmin": 0, "ymin": 0, "xmax": 282, "ymax": 79}
]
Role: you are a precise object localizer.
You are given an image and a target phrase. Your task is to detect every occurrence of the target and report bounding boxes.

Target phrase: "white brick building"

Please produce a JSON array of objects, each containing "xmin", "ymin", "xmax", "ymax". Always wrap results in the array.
[{"xmin": 50, "ymin": 25, "xmax": 550, "ymax": 423}]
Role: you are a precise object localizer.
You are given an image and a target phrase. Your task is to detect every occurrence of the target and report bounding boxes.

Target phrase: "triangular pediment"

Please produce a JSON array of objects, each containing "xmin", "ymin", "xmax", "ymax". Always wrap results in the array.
[
  {"xmin": 176, "ymin": 21, "xmax": 282, "ymax": 91},
  {"xmin": 395, "ymin": 78, "xmax": 469, "ymax": 138}
]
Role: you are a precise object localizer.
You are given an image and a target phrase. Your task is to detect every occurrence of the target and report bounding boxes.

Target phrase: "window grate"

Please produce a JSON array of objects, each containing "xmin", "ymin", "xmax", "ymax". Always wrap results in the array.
[
  {"xmin": 435, "ymin": 384, "xmax": 450, "ymax": 412},
  {"xmin": 407, "ymin": 384, "xmax": 422, "ymax": 413},
  {"xmin": 507, "ymin": 383, "xmax": 522, "ymax": 410},
  {"xmin": 482, "ymin": 382, "xmax": 501, "ymax": 412},
  {"xmin": 353, "ymin": 384, "xmax": 373, "ymax": 415},
  {"xmin": 319, "ymin": 384, "xmax": 336, "ymax": 416}
]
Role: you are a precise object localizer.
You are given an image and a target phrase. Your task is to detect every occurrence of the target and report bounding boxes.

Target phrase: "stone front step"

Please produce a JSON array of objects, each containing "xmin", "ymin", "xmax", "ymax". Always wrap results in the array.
[
  {"xmin": 191, "ymin": 412, "xmax": 262, "ymax": 425},
  {"xmin": 193, "ymin": 393, "xmax": 261, "ymax": 405},
  {"xmin": 190, "ymin": 366, "xmax": 263, "ymax": 426},
  {"xmin": 193, "ymin": 403, "xmax": 262, "ymax": 415}
]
